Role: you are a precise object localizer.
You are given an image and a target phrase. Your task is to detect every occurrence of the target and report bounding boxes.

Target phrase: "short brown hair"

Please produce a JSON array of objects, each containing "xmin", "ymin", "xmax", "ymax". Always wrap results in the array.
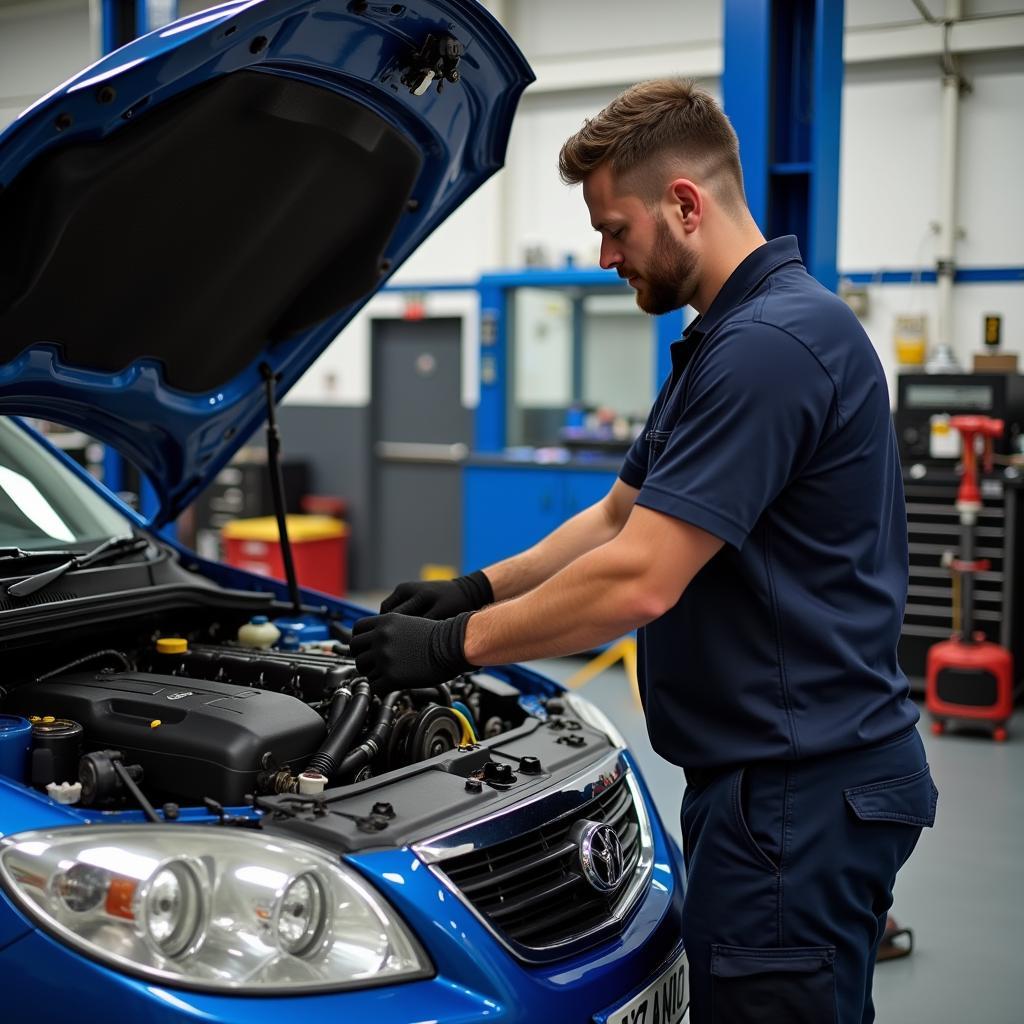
[{"xmin": 558, "ymin": 78, "xmax": 746, "ymax": 209}]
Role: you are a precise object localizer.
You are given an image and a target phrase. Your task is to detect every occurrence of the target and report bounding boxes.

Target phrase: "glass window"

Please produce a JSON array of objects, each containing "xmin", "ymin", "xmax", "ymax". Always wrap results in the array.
[
  {"xmin": 507, "ymin": 287, "xmax": 655, "ymax": 448},
  {"xmin": 0, "ymin": 417, "xmax": 134, "ymax": 550}
]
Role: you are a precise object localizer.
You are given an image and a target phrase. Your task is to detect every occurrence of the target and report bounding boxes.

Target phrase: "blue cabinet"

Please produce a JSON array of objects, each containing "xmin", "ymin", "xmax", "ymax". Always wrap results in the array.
[{"xmin": 462, "ymin": 464, "xmax": 618, "ymax": 571}]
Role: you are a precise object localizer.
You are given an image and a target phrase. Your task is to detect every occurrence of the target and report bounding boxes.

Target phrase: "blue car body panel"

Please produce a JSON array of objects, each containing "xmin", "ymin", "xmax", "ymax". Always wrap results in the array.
[
  {"xmin": 0, "ymin": 755, "xmax": 685, "ymax": 1024},
  {"xmin": 0, "ymin": 0, "xmax": 533, "ymax": 526}
]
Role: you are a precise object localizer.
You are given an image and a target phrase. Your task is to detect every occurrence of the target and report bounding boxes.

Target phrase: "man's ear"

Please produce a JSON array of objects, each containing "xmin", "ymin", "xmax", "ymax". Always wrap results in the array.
[{"xmin": 668, "ymin": 178, "xmax": 702, "ymax": 234}]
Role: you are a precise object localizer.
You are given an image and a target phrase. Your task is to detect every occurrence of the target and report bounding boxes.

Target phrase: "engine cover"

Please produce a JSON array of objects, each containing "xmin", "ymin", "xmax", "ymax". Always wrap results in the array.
[{"xmin": 5, "ymin": 671, "xmax": 326, "ymax": 804}]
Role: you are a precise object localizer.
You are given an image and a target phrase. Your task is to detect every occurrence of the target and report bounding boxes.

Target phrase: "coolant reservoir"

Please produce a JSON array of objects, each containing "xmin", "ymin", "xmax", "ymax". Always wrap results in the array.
[{"xmin": 238, "ymin": 615, "xmax": 281, "ymax": 649}]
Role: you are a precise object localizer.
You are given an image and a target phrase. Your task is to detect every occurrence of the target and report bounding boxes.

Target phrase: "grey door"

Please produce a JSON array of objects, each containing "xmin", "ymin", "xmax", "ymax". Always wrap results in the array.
[{"xmin": 370, "ymin": 317, "xmax": 470, "ymax": 589}]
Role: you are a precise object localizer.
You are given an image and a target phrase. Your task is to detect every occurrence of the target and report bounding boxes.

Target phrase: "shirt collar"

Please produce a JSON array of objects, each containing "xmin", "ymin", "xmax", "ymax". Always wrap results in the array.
[{"xmin": 682, "ymin": 235, "xmax": 804, "ymax": 341}]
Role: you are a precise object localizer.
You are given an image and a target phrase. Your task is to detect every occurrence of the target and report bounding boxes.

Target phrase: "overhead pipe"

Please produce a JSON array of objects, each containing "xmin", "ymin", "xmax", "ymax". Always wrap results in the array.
[{"xmin": 925, "ymin": 0, "xmax": 969, "ymax": 373}]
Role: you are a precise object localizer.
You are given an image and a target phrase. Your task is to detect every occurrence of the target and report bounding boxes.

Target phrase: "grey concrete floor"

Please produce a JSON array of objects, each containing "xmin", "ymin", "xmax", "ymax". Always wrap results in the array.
[{"xmin": 528, "ymin": 654, "xmax": 1024, "ymax": 1024}]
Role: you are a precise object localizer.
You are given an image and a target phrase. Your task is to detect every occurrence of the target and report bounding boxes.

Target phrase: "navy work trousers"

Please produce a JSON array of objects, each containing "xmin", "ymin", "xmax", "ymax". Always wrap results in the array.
[{"xmin": 680, "ymin": 727, "xmax": 937, "ymax": 1024}]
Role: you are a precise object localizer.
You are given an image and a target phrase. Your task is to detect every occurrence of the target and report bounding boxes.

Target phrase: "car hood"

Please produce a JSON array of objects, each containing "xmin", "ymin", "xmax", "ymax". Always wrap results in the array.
[{"xmin": 0, "ymin": 0, "xmax": 532, "ymax": 525}]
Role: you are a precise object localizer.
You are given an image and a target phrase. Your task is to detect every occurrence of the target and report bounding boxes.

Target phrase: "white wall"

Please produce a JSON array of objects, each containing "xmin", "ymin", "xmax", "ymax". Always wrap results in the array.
[
  {"xmin": 1, "ymin": 0, "xmax": 1022, "ymax": 409},
  {"xmin": 0, "ymin": 0, "xmax": 94, "ymax": 128}
]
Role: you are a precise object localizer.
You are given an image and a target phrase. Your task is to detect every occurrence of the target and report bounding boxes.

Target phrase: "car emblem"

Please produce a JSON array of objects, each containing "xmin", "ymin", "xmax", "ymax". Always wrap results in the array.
[
  {"xmin": 166, "ymin": 691, "xmax": 193, "ymax": 700},
  {"xmin": 575, "ymin": 820, "xmax": 625, "ymax": 893}
]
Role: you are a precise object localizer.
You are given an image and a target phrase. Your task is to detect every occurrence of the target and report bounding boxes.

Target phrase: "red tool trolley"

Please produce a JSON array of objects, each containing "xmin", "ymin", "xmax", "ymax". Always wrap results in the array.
[{"xmin": 926, "ymin": 416, "xmax": 1015, "ymax": 740}]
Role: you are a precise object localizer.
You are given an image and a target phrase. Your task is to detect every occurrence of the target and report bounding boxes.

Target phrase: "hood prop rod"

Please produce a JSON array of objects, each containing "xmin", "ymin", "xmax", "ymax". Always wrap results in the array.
[{"xmin": 260, "ymin": 364, "xmax": 302, "ymax": 615}]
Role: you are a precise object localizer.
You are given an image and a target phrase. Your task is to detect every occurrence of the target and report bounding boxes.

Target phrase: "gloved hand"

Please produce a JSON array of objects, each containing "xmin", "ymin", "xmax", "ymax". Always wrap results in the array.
[
  {"xmin": 350, "ymin": 610, "xmax": 476, "ymax": 690},
  {"xmin": 379, "ymin": 570, "xmax": 493, "ymax": 619}
]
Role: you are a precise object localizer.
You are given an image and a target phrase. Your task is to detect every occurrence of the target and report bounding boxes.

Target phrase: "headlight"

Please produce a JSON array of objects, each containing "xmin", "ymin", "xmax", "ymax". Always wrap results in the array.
[
  {"xmin": 0, "ymin": 827, "xmax": 431, "ymax": 993},
  {"xmin": 565, "ymin": 691, "xmax": 628, "ymax": 748}
]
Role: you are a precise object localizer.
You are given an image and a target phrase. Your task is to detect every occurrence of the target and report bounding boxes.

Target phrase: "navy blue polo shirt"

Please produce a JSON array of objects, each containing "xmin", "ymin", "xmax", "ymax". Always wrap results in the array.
[{"xmin": 621, "ymin": 236, "xmax": 918, "ymax": 770}]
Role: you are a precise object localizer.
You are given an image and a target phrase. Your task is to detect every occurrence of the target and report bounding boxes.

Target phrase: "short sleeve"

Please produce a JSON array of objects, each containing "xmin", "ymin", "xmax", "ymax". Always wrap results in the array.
[
  {"xmin": 619, "ymin": 375, "xmax": 672, "ymax": 489},
  {"xmin": 636, "ymin": 323, "xmax": 836, "ymax": 548}
]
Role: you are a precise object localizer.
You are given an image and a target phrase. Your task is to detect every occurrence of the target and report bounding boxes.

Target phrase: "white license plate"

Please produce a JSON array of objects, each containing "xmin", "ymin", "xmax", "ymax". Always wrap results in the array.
[{"xmin": 595, "ymin": 949, "xmax": 689, "ymax": 1024}]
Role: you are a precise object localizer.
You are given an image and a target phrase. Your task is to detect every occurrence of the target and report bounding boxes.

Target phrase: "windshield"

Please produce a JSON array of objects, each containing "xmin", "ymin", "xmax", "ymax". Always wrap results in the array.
[{"xmin": 0, "ymin": 418, "xmax": 134, "ymax": 550}]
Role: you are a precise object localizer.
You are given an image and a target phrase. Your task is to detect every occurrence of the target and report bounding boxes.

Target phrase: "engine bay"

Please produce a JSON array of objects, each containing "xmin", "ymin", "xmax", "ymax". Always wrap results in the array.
[{"xmin": 0, "ymin": 603, "xmax": 558, "ymax": 814}]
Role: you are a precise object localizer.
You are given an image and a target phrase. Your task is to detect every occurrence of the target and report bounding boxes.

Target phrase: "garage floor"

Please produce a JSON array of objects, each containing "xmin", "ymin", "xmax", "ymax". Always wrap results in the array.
[{"xmin": 529, "ymin": 655, "xmax": 1023, "ymax": 1024}]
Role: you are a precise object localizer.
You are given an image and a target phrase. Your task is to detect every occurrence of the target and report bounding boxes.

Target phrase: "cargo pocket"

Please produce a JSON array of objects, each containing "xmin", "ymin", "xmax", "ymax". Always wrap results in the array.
[
  {"xmin": 711, "ymin": 944, "xmax": 836, "ymax": 1023},
  {"xmin": 843, "ymin": 765, "xmax": 938, "ymax": 828}
]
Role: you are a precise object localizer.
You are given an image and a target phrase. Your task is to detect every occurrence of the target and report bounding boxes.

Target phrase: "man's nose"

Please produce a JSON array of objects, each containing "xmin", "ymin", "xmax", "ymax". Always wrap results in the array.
[{"xmin": 599, "ymin": 238, "xmax": 622, "ymax": 271}]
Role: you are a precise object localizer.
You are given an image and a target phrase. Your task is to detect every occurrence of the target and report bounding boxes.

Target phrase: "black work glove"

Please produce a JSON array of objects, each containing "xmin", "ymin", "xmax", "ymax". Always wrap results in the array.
[
  {"xmin": 379, "ymin": 570, "xmax": 493, "ymax": 619},
  {"xmin": 350, "ymin": 611, "xmax": 475, "ymax": 690}
]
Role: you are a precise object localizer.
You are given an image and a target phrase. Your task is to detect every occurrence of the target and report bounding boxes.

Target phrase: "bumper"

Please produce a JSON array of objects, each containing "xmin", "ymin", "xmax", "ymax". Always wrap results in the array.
[{"xmin": 0, "ymin": 760, "xmax": 684, "ymax": 1023}]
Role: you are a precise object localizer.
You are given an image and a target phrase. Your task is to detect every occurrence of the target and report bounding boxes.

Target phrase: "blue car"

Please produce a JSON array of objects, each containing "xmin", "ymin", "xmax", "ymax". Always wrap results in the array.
[{"xmin": 0, "ymin": 2, "xmax": 688, "ymax": 1020}]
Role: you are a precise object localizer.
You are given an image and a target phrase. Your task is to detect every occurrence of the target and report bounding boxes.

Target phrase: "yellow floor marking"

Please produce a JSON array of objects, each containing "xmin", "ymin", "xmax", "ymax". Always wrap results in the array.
[{"xmin": 564, "ymin": 637, "xmax": 641, "ymax": 707}]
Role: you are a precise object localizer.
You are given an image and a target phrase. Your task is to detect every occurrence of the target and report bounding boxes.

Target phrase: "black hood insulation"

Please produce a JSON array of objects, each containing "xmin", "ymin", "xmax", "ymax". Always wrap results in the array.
[{"xmin": 0, "ymin": 71, "xmax": 422, "ymax": 393}]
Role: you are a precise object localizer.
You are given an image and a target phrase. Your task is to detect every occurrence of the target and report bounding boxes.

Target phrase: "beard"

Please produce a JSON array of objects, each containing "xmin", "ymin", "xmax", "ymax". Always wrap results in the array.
[{"xmin": 627, "ymin": 214, "xmax": 700, "ymax": 315}]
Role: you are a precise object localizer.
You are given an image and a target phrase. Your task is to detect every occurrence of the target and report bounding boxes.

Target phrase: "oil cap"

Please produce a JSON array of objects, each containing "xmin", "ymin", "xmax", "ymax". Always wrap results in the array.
[{"xmin": 156, "ymin": 637, "xmax": 188, "ymax": 655}]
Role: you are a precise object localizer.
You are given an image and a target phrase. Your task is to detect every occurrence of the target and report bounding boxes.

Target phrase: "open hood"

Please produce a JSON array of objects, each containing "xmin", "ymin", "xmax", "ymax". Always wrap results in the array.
[{"xmin": 0, "ymin": 0, "xmax": 532, "ymax": 525}]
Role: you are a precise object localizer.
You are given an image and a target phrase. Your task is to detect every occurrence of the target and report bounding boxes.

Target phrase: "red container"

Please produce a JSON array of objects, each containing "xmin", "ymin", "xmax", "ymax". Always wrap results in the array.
[
  {"xmin": 222, "ymin": 515, "xmax": 348, "ymax": 597},
  {"xmin": 926, "ymin": 635, "xmax": 1014, "ymax": 741}
]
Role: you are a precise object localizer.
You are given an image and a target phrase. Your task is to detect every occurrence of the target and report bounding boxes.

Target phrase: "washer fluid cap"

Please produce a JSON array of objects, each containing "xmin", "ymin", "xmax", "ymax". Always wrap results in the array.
[
  {"xmin": 250, "ymin": 615, "xmax": 269, "ymax": 624},
  {"xmin": 156, "ymin": 637, "xmax": 189, "ymax": 655}
]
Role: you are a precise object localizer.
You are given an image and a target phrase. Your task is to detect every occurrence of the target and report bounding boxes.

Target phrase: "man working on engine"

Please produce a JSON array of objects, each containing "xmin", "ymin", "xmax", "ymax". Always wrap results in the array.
[{"xmin": 351, "ymin": 79, "xmax": 936, "ymax": 1024}]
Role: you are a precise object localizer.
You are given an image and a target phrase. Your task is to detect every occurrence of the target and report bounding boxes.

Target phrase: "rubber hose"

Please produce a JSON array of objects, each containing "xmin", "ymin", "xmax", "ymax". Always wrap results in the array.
[
  {"xmin": 409, "ymin": 683, "xmax": 452, "ymax": 707},
  {"xmin": 338, "ymin": 691, "xmax": 401, "ymax": 780},
  {"xmin": 326, "ymin": 683, "xmax": 353, "ymax": 730},
  {"xmin": 305, "ymin": 679, "xmax": 371, "ymax": 779},
  {"xmin": 329, "ymin": 620, "xmax": 353, "ymax": 645}
]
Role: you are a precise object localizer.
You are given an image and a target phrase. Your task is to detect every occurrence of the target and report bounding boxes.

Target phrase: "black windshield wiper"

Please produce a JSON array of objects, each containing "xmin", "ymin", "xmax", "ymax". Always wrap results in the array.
[
  {"xmin": 5, "ymin": 536, "xmax": 150, "ymax": 599},
  {"xmin": 0, "ymin": 547, "xmax": 84, "ymax": 562}
]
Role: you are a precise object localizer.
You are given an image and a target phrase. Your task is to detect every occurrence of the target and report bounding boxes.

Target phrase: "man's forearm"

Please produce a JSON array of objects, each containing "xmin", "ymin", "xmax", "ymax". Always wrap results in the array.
[
  {"xmin": 483, "ymin": 485, "xmax": 634, "ymax": 601},
  {"xmin": 464, "ymin": 506, "xmax": 724, "ymax": 667},
  {"xmin": 466, "ymin": 538, "xmax": 661, "ymax": 665}
]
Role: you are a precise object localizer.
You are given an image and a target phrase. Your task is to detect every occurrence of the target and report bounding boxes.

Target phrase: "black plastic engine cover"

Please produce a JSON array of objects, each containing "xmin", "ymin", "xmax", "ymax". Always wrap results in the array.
[{"xmin": 4, "ymin": 671, "xmax": 326, "ymax": 804}]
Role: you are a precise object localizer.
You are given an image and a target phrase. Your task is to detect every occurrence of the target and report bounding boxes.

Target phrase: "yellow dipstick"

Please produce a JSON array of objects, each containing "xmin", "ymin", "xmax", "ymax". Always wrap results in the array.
[
  {"xmin": 448, "ymin": 706, "xmax": 477, "ymax": 746},
  {"xmin": 150, "ymin": 720, "xmax": 161, "ymax": 729}
]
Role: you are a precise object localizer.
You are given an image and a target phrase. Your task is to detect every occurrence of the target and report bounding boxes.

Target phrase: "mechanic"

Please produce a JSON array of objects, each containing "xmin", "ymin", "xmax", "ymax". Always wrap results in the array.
[{"xmin": 351, "ymin": 79, "xmax": 936, "ymax": 1024}]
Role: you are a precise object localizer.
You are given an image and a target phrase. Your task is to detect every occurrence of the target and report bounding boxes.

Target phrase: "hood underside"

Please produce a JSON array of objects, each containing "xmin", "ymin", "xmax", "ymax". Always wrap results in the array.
[
  {"xmin": 0, "ymin": 0, "xmax": 533, "ymax": 524},
  {"xmin": 0, "ymin": 72, "xmax": 422, "ymax": 395}
]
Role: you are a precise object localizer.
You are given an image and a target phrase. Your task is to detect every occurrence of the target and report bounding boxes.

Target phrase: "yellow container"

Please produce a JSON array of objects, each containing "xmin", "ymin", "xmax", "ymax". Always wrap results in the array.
[{"xmin": 222, "ymin": 515, "xmax": 348, "ymax": 596}]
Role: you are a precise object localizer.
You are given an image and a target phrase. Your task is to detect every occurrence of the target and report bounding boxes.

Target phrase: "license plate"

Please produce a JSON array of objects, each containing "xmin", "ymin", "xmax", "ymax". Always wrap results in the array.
[{"xmin": 595, "ymin": 949, "xmax": 688, "ymax": 1024}]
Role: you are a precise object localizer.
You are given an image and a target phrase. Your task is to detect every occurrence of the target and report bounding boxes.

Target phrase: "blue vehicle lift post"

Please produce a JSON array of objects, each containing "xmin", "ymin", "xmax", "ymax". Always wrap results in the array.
[{"xmin": 723, "ymin": 0, "xmax": 844, "ymax": 293}]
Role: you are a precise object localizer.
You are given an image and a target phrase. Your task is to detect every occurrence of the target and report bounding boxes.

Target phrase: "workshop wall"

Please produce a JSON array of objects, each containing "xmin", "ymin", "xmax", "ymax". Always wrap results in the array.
[
  {"xmin": 0, "ymin": 0, "xmax": 93, "ymax": 127},
  {"xmin": 0, "ymin": 0, "xmax": 1022, "ymax": 404},
  {"xmin": 383, "ymin": 0, "xmax": 1024, "ymax": 404}
]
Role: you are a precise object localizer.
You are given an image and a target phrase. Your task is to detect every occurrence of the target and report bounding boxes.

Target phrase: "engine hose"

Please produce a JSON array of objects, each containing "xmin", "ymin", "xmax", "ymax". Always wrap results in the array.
[
  {"xmin": 326, "ymin": 683, "xmax": 353, "ymax": 730},
  {"xmin": 338, "ymin": 691, "xmax": 401, "ymax": 780},
  {"xmin": 409, "ymin": 683, "xmax": 452, "ymax": 707},
  {"xmin": 305, "ymin": 679, "xmax": 371, "ymax": 779},
  {"xmin": 329, "ymin": 619, "xmax": 353, "ymax": 645}
]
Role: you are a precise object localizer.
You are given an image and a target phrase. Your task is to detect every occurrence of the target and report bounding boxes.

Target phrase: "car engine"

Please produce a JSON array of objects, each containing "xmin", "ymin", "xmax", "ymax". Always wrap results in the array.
[{"xmin": 0, "ymin": 610, "xmax": 536, "ymax": 810}]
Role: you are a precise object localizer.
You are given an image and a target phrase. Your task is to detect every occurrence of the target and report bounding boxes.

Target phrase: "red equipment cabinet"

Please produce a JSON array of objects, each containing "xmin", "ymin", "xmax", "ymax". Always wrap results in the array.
[{"xmin": 925, "ymin": 416, "xmax": 1014, "ymax": 740}]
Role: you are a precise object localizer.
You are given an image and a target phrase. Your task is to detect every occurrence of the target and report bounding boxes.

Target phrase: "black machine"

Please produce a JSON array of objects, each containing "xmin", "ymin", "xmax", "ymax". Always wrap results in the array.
[{"xmin": 895, "ymin": 372, "xmax": 1024, "ymax": 464}]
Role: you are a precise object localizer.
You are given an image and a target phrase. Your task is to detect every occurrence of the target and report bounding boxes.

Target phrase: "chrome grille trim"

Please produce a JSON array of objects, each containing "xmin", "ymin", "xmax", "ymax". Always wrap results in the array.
[{"xmin": 412, "ymin": 751, "xmax": 654, "ymax": 963}]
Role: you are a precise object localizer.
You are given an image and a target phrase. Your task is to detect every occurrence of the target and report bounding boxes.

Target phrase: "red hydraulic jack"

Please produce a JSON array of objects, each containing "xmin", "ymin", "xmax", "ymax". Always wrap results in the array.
[{"xmin": 926, "ymin": 415, "xmax": 1014, "ymax": 741}]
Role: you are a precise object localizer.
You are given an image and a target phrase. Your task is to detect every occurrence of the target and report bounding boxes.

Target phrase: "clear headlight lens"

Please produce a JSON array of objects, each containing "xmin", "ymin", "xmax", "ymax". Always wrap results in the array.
[
  {"xmin": 0, "ymin": 827, "xmax": 430, "ymax": 993},
  {"xmin": 565, "ymin": 691, "xmax": 628, "ymax": 748}
]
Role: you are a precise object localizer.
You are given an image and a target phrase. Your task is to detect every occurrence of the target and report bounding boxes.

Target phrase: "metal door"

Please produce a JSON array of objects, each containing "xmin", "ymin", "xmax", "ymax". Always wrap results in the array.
[{"xmin": 370, "ymin": 317, "xmax": 470, "ymax": 589}]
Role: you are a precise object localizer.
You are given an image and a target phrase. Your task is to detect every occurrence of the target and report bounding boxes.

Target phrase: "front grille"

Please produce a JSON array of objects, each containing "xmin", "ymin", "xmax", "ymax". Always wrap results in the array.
[{"xmin": 436, "ymin": 775, "xmax": 644, "ymax": 953}]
